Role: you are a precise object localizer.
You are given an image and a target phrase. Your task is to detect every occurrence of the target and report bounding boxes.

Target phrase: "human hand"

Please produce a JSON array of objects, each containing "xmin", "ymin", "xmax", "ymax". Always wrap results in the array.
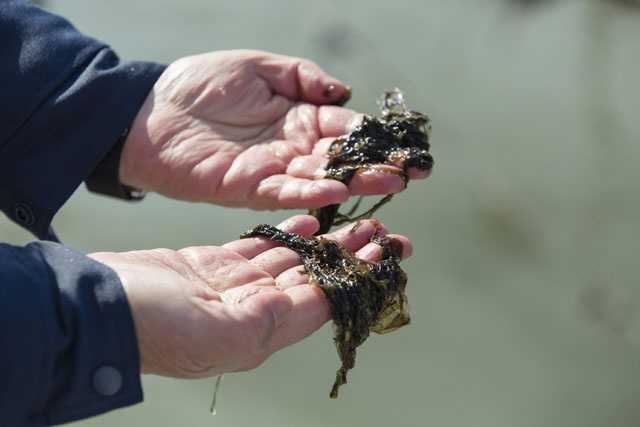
[
  {"xmin": 88, "ymin": 215, "xmax": 412, "ymax": 378},
  {"xmin": 119, "ymin": 50, "xmax": 431, "ymax": 210}
]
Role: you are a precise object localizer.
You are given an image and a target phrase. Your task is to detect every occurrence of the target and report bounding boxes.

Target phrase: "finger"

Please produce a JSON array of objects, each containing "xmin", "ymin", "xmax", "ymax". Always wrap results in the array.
[
  {"xmin": 287, "ymin": 161, "xmax": 431, "ymax": 193},
  {"xmin": 324, "ymin": 219, "xmax": 389, "ymax": 252},
  {"xmin": 354, "ymin": 234, "xmax": 413, "ymax": 261},
  {"xmin": 275, "ymin": 265, "xmax": 310, "ymax": 290},
  {"xmin": 286, "ymin": 154, "xmax": 327, "ymax": 179},
  {"xmin": 348, "ymin": 163, "xmax": 433, "ymax": 194},
  {"xmin": 257, "ymin": 53, "xmax": 350, "ymax": 105},
  {"xmin": 347, "ymin": 166, "xmax": 407, "ymax": 195},
  {"xmin": 274, "ymin": 233, "xmax": 412, "ymax": 291},
  {"xmin": 250, "ymin": 246, "xmax": 304, "ymax": 279},
  {"xmin": 317, "ymin": 106, "xmax": 364, "ymax": 137},
  {"xmin": 246, "ymin": 218, "xmax": 388, "ymax": 279},
  {"xmin": 274, "ymin": 219, "xmax": 390, "ymax": 290},
  {"xmin": 223, "ymin": 215, "xmax": 319, "ymax": 259},
  {"xmin": 407, "ymin": 166, "xmax": 433, "ymax": 180},
  {"xmin": 311, "ymin": 137, "xmax": 335, "ymax": 156},
  {"xmin": 250, "ymin": 217, "xmax": 392, "ymax": 279},
  {"xmin": 268, "ymin": 284, "xmax": 332, "ymax": 353},
  {"xmin": 249, "ymin": 175, "xmax": 349, "ymax": 209},
  {"xmin": 178, "ymin": 246, "xmax": 275, "ymax": 292}
]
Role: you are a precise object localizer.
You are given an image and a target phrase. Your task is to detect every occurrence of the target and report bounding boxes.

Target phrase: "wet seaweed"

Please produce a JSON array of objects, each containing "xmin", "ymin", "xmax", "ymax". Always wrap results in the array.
[
  {"xmin": 240, "ymin": 223, "xmax": 409, "ymax": 398},
  {"xmin": 310, "ymin": 88, "xmax": 434, "ymax": 234}
]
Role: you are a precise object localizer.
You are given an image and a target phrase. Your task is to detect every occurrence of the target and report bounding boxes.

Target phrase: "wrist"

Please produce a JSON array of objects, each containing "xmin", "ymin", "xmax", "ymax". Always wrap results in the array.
[{"xmin": 117, "ymin": 87, "xmax": 164, "ymax": 192}]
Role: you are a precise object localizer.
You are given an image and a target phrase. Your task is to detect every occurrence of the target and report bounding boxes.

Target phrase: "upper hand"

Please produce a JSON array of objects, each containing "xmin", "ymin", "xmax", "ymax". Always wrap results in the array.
[
  {"xmin": 88, "ymin": 215, "xmax": 412, "ymax": 378},
  {"xmin": 119, "ymin": 50, "xmax": 429, "ymax": 209}
]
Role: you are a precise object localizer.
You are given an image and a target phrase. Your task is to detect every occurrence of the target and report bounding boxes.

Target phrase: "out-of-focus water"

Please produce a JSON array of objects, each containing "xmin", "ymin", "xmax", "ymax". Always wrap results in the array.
[{"xmin": 4, "ymin": 0, "xmax": 640, "ymax": 426}]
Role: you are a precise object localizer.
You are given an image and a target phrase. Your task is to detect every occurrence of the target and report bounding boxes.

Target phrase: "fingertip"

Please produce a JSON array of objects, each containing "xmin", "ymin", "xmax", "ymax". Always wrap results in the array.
[
  {"xmin": 354, "ymin": 234, "xmax": 412, "ymax": 262},
  {"xmin": 407, "ymin": 166, "xmax": 433, "ymax": 180},
  {"xmin": 325, "ymin": 84, "xmax": 352, "ymax": 106},
  {"xmin": 403, "ymin": 240, "xmax": 413, "ymax": 259},
  {"xmin": 386, "ymin": 234, "xmax": 413, "ymax": 259},
  {"xmin": 276, "ymin": 214, "xmax": 320, "ymax": 236},
  {"xmin": 297, "ymin": 60, "xmax": 348, "ymax": 105},
  {"xmin": 347, "ymin": 112, "xmax": 365, "ymax": 132},
  {"xmin": 258, "ymin": 54, "xmax": 347, "ymax": 105}
]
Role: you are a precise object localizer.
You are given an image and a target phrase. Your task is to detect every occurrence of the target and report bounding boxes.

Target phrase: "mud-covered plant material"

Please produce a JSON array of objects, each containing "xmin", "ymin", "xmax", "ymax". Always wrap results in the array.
[
  {"xmin": 310, "ymin": 88, "xmax": 434, "ymax": 234},
  {"xmin": 240, "ymin": 223, "xmax": 410, "ymax": 398}
]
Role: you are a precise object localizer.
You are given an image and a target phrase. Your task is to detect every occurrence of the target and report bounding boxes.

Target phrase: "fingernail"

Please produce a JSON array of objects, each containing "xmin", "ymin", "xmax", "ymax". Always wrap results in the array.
[{"xmin": 330, "ymin": 85, "xmax": 352, "ymax": 106}]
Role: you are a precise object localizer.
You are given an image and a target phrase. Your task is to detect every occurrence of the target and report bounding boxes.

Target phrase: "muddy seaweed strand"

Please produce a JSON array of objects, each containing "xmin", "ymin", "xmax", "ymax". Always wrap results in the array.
[{"xmin": 240, "ymin": 224, "xmax": 408, "ymax": 398}]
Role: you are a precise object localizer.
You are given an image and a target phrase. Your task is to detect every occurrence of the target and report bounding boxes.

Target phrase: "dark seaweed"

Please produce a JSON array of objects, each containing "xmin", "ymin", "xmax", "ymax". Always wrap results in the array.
[
  {"xmin": 311, "ymin": 88, "xmax": 434, "ymax": 235},
  {"xmin": 240, "ymin": 223, "xmax": 409, "ymax": 398}
]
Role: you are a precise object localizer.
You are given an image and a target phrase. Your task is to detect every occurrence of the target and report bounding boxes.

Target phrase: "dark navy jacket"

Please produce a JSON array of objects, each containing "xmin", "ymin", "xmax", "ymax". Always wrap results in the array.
[{"xmin": 0, "ymin": 1, "xmax": 165, "ymax": 424}]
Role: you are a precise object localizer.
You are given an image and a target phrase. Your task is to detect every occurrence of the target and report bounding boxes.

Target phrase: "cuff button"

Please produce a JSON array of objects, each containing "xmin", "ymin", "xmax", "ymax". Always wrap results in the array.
[
  {"xmin": 93, "ymin": 365, "xmax": 123, "ymax": 396},
  {"xmin": 14, "ymin": 202, "xmax": 35, "ymax": 226}
]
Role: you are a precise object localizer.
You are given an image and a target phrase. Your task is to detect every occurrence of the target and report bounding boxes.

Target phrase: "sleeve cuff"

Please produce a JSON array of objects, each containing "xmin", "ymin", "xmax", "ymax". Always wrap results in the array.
[
  {"xmin": 84, "ymin": 128, "xmax": 147, "ymax": 201},
  {"xmin": 0, "ymin": 242, "xmax": 143, "ymax": 426}
]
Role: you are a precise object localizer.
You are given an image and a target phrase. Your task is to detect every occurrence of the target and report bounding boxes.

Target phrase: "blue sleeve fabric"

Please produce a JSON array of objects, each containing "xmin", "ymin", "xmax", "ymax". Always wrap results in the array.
[
  {"xmin": 0, "ymin": 242, "xmax": 142, "ymax": 426},
  {"xmin": 0, "ymin": 0, "xmax": 168, "ymax": 425},
  {"xmin": 0, "ymin": 0, "xmax": 166, "ymax": 240}
]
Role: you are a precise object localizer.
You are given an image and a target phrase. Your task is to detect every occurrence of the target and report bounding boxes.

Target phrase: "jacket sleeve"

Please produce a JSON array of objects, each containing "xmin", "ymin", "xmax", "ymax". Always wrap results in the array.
[
  {"xmin": 0, "ymin": 0, "xmax": 166, "ymax": 240},
  {"xmin": 0, "ymin": 0, "xmax": 168, "ymax": 424},
  {"xmin": 0, "ymin": 242, "xmax": 142, "ymax": 426}
]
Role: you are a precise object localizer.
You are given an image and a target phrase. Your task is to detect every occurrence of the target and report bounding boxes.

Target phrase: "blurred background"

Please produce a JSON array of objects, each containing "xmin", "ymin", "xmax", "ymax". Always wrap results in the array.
[{"xmin": 5, "ymin": 0, "xmax": 640, "ymax": 425}]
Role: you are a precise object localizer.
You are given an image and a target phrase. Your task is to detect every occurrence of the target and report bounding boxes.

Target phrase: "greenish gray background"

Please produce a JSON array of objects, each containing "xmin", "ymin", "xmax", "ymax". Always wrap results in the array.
[{"xmin": 4, "ymin": 0, "xmax": 640, "ymax": 425}]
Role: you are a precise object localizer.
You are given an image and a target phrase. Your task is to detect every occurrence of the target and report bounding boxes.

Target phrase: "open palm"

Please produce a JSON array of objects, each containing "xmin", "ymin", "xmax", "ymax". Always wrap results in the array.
[
  {"xmin": 120, "ymin": 50, "xmax": 422, "ymax": 210},
  {"xmin": 89, "ymin": 215, "xmax": 412, "ymax": 378}
]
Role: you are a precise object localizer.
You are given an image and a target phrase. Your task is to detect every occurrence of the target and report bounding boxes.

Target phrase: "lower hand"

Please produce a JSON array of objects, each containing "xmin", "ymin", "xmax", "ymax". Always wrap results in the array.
[{"xmin": 88, "ymin": 215, "xmax": 412, "ymax": 378}]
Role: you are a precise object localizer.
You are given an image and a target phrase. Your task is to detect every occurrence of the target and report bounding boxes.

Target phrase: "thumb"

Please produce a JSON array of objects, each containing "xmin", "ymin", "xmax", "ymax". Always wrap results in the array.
[{"xmin": 257, "ymin": 53, "xmax": 350, "ymax": 105}]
